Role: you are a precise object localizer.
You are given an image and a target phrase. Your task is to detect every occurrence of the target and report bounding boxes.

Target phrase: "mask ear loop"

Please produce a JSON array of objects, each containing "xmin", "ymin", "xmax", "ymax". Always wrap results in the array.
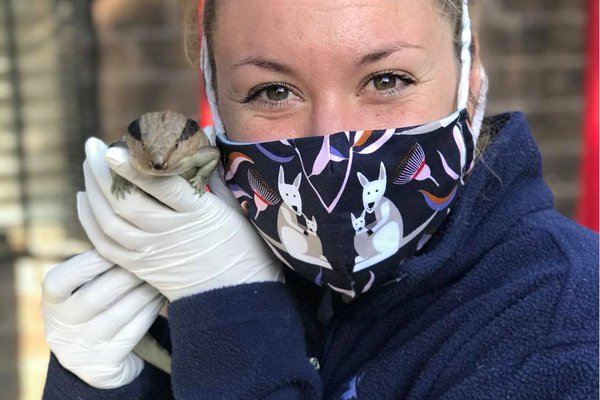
[
  {"xmin": 458, "ymin": 0, "xmax": 490, "ymax": 167},
  {"xmin": 457, "ymin": 0, "xmax": 472, "ymax": 112},
  {"xmin": 200, "ymin": 33, "xmax": 226, "ymax": 141}
]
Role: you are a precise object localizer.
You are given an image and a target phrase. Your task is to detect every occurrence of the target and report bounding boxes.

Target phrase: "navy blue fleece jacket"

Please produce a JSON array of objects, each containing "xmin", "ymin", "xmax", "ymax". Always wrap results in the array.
[{"xmin": 43, "ymin": 112, "xmax": 599, "ymax": 399}]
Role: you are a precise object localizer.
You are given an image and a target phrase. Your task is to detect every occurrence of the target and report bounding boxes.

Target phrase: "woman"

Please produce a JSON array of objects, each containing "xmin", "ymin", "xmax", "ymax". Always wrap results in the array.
[{"xmin": 42, "ymin": 0, "xmax": 599, "ymax": 399}]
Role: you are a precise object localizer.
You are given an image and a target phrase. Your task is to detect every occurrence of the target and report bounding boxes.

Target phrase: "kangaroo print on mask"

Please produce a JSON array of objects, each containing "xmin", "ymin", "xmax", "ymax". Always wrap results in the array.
[{"xmin": 217, "ymin": 110, "xmax": 475, "ymax": 297}]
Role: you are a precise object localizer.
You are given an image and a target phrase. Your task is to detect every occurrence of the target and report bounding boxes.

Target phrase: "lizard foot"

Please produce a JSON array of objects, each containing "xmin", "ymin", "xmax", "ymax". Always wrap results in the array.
[
  {"xmin": 189, "ymin": 175, "xmax": 208, "ymax": 195},
  {"xmin": 111, "ymin": 173, "xmax": 134, "ymax": 200}
]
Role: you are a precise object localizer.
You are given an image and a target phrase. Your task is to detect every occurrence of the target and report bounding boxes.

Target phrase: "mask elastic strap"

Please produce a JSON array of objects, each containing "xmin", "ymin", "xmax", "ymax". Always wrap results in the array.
[
  {"xmin": 458, "ymin": 0, "xmax": 490, "ymax": 159},
  {"xmin": 201, "ymin": 34, "xmax": 225, "ymax": 139},
  {"xmin": 457, "ymin": 0, "xmax": 472, "ymax": 111}
]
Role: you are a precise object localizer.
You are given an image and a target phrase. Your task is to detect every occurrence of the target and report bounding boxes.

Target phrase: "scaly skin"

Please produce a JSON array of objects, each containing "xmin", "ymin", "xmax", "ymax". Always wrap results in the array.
[
  {"xmin": 109, "ymin": 111, "xmax": 220, "ymax": 375},
  {"xmin": 111, "ymin": 110, "xmax": 220, "ymax": 198}
]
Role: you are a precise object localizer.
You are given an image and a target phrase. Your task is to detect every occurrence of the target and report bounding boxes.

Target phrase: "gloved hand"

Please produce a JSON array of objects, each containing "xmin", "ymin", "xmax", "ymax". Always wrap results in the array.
[
  {"xmin": 42, "ymin": 250, "xmax": 166, "ymax": 389},
  {"xmin": 78, "ymin": 137, "xmax": 284, "ymax": 302}
]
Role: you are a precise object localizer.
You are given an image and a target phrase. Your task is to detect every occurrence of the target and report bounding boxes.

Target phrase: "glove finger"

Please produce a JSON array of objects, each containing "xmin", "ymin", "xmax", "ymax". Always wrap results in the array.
[
  {"xmin": 78, "ymin": 190, "xmax": 152, "ymax": 253},
  {"xmin": 77, "ymin": 192, "xmax": 136, "ymax": 266},
  {"xmin": 82, "ymin": 138, "xmax": 128, "ymax": 221},
  {"xmin": 84, "ymin": 148, "xmax": 184, "ymax": 233},
  {"xmin": 114, "ymin": 295, "xmax": 166, "ymax": 346},
  {"xmin": 42, "ymin": 250, "xmax": 115, "ymax": 304},
  {"xmin": 83, "ymin": 160, "xmax": 180, "ymax": 232},
  {"xmin": 84, "ymin": 137, "xmax": 110, "ymax": 185},
  {"xmin": 85, "ymin": 283, "xmax": 163, "ymax": 343},
  {"xmin": 56, "ymin": 266, "xmax": 145, "ymax": 325},
  {"xmin": 185, "ymin": 190, "xmax": 241, "ymax": 226},
  {"xmin": 105, "ymin": 146, "xmax": 203, "ymax": 213},
  {"xmin": 74, "ymin": 352, "xmax": 144, "ymax": 390}
]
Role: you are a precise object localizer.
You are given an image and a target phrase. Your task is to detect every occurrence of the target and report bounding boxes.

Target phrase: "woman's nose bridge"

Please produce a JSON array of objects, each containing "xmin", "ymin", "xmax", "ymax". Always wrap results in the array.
[{"xmin": 307, "ymin": 94, "xmax": 355, "ymax": 136}]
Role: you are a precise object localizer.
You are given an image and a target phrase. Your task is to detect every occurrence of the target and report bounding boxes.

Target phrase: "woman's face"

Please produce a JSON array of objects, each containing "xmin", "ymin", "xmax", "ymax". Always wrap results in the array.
[{"xmin": 213, "ymin": 0, "xmax": 460, "ymax": 142}]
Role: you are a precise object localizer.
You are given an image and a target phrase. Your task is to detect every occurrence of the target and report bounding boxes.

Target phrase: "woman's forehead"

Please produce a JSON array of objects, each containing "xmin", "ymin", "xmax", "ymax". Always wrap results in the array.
[{"xmin": 214, "ymin": 0, "xmax": 449, "ymax": 64}]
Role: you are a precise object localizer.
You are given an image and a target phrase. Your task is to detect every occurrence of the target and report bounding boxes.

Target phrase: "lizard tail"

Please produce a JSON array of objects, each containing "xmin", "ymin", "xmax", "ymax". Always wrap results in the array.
[{"xmin": 133, "ymin": 333, "xmax": 172, "ymax": 375}]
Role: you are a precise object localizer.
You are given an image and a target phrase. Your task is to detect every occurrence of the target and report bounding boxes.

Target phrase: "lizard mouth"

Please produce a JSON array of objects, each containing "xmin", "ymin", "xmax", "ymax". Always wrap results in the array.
[
  {"xmin": 129, "ymin": 157, "xmax": 185, "ymax": 175},
  {"xmin": 130, "ymin": 163, "xmax": 181, "ymax": 176},
  {"xmin": 144, "ymin": 168, "xmax": 183, "ymax": 176}
]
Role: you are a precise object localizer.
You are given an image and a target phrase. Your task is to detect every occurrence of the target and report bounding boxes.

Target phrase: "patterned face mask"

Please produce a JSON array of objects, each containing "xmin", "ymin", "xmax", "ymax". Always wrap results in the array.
[{"xmin": 216, "ymin": 110, "xmax": 475, "ymax": 297}]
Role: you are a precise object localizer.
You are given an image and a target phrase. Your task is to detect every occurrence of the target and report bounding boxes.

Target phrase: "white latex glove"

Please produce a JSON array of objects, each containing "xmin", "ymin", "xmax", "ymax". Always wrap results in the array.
[
  {"xmin": 78, "ymin": 137, "xmax": 284, "ymax": 302},
  {"xmin": 42, "ymin": 250, "xmax": 166, "ymax": 389}
]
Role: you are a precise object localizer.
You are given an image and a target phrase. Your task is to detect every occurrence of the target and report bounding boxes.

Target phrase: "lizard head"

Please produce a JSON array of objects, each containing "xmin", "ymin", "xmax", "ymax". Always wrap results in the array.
[{"xmin": 125, "ymin": 111, "xmax": 209, "ymax": 175}]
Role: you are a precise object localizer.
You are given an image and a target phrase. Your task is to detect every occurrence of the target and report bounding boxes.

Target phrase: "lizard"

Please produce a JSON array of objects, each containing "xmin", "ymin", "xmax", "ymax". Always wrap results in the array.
[
  {"xmin": 111, "ymin": 110, "xmax": 220, "ymax": 199},
  {"xmin": 109, "ymin": 110, "xmax": 221, "ymax": 375}
]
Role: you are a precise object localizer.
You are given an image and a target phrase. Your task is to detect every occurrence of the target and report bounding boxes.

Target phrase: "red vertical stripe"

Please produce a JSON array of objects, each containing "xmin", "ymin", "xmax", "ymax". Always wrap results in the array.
[
  {"xmin": 197, "ymin": 0, "xmax": 214, "ymax": 128},
  {"xmin": 576, "ymin": 0, "xmax": 599, "ymax": 231}
]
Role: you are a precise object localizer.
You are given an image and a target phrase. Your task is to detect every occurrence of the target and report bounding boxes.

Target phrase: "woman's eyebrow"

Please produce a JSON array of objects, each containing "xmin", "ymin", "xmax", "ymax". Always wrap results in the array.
[
  {"xmin": 231, "ymin": 40, "xmax": 423, "ymax": 73},
  {"xmin": 232, "ymin": 57, "xmax": 295, "ymax": 74},
  {"xmin": 358, "ymin": 41, "xmax": 424, "ymax": 66}
]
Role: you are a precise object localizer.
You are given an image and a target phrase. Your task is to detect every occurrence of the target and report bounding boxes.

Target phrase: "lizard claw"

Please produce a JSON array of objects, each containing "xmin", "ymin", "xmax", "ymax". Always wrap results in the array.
[
  {"xmin": 189, "ymin": 176, "xmax": 207, "ymax": 195},
  {"xmin": 111, "ymin": 173, "xmax": 134, "ymax": 200}
]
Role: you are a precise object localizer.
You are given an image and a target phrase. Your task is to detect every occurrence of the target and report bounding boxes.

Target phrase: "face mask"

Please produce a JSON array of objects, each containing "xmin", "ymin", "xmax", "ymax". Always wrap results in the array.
[
  {"xmin": 204, "ymin": 0, "xmax": 487, "ymax": 297},
  {"xmin": 216, "ymin": 110, "xmax": 475, "ymax": 297}
]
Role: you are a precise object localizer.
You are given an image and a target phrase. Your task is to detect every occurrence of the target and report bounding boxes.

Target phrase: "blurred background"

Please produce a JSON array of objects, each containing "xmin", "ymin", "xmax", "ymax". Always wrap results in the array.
[{"xmin": 0, "ymin": 0, "xmax": 597, "ymax": 398}]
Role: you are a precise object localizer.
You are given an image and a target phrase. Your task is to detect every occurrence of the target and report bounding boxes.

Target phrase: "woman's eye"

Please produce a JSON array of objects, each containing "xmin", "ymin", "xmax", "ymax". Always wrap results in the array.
[
  {"xmin": 373, "ymin": 75, "xmax": 397, "ymax": 91},
  {"xmin": 243, "ymin": 82, "xmax": 302, "ymax": 110},
  {"xmin": 362, "ymin": 71, "xmax": 417, "ymax": 96},
  {"xmin": 265, "ymin": 86, "xmax": 290, "ymax": 101}
]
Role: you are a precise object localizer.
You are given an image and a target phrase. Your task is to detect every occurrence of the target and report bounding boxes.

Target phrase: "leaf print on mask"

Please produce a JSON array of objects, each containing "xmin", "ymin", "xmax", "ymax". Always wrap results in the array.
[
  {"xmin": 356, "ymin": 128, "xmax": 395, "ymax": 155},
  {"xmin": 453, "ymin": 125, "xmax": 467, "ymax": 173},
  {"xmin": 361, "ymin": 271, "xmax": 376, "ymax": 294},
  {"xmin": 256, "ymin": 143, "xmax": 295, "ymax": 163},
  {"xmin": 330, "ymin": 146, "xmax": 345, "ymax": 161},
  {"xmin": 248, "ymin": 168, "xmax": 281, "ymax": 218},
  {"xmin": 328, "ymin": 283, "xmax": 356, "ymax": 298},
  {"xmin": 353, "ymin": 130, "xmax": 372, "ymax": 148},
  {"xmin": 227, "ymin": 184, "xmax": 251, "ymax": 200},
  {"xmin": 391, "ymin": 143, "xmax": 440, "ymax": 187},
  {"xmin": 314, "ymin": 268, "xmax": 323, "ymax": 285},
  {"xmin": 310, "ymin": 136, "xmax": 348, "ymax": 177},
  {"xmin": 418, "ymin": 186, "xmax": 458, "ymax": 211},
  {"xmin": 311, "ymin": 136, "xmax": 333, "ymax": 177},
  {"xmin": 437, "ymin": 150, "xmax": 459, "ymax": 180},
  {"xmin": 224, "ymin": 152, "xmax": 254, "ymax": 180}
]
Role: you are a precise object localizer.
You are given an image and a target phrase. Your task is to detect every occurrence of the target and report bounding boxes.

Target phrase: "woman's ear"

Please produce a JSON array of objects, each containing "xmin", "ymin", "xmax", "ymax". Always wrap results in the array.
[{"xmin": 468, "ymin": 34, "xmax": 483, "ymax": 121}]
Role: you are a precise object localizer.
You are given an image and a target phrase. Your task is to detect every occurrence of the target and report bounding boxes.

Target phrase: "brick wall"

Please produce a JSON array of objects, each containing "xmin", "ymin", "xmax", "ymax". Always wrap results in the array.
[
  {"xmin": 480, "ymin": 0, "xmax": 586, "ymax": 217},
  {"xmin": 93, "ymin": 0, "xmax": 199, "ymax": 144},
  {"xmin": 1, "ymin": 1, "xmax": 95, "ymax": 398}
]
